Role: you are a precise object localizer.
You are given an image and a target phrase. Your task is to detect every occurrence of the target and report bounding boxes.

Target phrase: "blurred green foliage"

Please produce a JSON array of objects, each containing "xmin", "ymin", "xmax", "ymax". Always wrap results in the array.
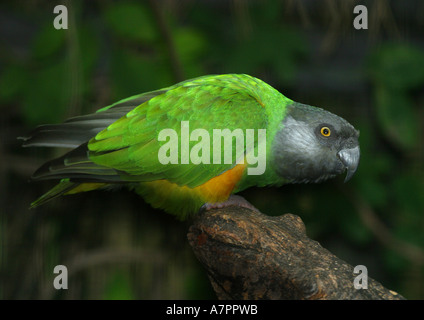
[
  {"xmin": 369, "ymin": 43, "xmax": 424, "ymax": 149},
  {"xmin": 1, "ymin": 0, "xmax": 423, "ymax": 299}
]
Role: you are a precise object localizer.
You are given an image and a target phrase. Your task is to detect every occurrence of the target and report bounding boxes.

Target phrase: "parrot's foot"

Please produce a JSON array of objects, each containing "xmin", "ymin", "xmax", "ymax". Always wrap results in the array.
[{"xmin": 200, "ymin": 195, "xmax": 260, "ymax": 213}]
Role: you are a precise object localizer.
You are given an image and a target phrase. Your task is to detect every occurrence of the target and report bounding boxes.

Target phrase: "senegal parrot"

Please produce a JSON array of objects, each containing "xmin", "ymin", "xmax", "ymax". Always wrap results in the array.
[{"xmin": 22, "ymin": 74, "xmax": 360, "ymax": 220}]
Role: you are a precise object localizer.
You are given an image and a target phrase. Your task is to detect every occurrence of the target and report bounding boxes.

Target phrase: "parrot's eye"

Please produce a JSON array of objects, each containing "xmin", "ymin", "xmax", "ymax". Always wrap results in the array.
[{"xmin": 320, "ymin": 126, "xmax": 331, "ymax": 137}]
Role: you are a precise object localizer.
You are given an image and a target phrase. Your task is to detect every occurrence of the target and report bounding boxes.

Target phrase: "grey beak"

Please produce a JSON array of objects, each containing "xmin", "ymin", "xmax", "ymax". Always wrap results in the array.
[{"xmin": 337, "ymin": 146, "xmax": 360, "ymax": 182}]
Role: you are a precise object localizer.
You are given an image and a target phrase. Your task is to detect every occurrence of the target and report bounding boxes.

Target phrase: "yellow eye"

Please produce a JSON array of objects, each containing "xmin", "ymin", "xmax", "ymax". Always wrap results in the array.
[{"xmin": 320, "ymin": 126, "xmax": 331, "ymax": 137}]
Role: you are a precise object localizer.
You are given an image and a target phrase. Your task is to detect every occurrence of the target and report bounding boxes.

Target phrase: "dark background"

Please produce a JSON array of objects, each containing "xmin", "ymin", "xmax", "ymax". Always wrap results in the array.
[{"xmin": 1, "ymin": 0, "xmax": 423, "ymax": 299}]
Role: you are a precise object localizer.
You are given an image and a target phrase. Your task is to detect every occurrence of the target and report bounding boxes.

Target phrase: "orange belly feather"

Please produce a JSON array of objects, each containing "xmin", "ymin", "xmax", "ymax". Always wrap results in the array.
[
  {"xmin": 193, "ymin": 162, "xmax": 247, "ymax": 202},
  {"xmin": 145, "ymin": 162, "xmax": 247, "ymax": 204}
]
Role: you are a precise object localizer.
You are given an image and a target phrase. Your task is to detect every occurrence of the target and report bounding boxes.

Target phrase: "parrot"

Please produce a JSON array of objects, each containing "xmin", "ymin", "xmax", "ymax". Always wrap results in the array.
[{"xmin": 21, "ymin": 74, "xmax": 360, "ymax": 220}]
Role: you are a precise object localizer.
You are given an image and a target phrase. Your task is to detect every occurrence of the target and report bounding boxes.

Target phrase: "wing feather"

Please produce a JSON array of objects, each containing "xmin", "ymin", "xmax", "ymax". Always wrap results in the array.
[
  {"xmin": 20, "ymin": 89, "xmax": 167, "ymax": 148},
  {"xmin": 88, "ymin": 74, "xmax": 270, "ymax": 188},
  {"xmin": 27, "ymin": 74, "xmax": 275, "ymax": 188}
]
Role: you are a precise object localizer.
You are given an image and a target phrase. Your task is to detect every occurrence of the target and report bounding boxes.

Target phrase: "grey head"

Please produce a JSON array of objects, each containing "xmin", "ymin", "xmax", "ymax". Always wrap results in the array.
[{"xmin": 273, "ymin": 102, "xmax": 360, "ymax": 184}]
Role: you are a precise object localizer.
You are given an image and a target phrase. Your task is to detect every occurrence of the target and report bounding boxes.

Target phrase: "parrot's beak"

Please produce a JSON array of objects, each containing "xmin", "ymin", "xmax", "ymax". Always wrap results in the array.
[{"xmin": 337, "ymin": 146, "xmax": 360, "ymax": 183}]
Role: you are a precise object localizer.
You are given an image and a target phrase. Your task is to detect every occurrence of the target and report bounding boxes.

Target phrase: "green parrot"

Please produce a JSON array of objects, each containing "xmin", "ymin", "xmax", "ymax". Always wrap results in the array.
[{"xmin": 22, "ymin": 74, "xmax": 360, "ymax": 220}]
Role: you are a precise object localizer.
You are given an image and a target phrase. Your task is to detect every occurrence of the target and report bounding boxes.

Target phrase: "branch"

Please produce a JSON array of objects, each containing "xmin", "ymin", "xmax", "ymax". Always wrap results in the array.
[{"xmin": 187, "ymin": 206, "xmax": 405, "ymax": 300}]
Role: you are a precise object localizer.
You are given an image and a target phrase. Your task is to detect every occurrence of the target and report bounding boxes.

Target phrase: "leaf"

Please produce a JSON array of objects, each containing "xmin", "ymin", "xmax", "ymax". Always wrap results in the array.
[
  {"xmin": 0, "ymin": 63, "xmax": 29, "ymax": 103},
  {"xmin": 356, "ymin": 176, "xmax": 388, "ymax": 208},
  {"xmin": 342, "ymin": 212, "xmax": 372, "ymax": 245},
  {"xmin": 368, "ymin": 43, "xmax": 424, "ymax": 90},
  {"xmin": 103, "ymin": 2, "xmax": 157, "ymax": 43},
  {"xmin": 392, "ymin": 174, "xmax": 424, "ymax": 218},
  {"xmin": 32, "ymin": 22, "xmax": 66, "ymax": 59},
  {"xmin": 22, "ymin": 58, "xmax": 71, "ymax": 125},
  {"xmin": 173, "ymin": 27, "xmax": 208, "ymax": 77},
  {"xmin": 375, "ymin": 86, "xmax": 420, "ymax": 150},
  {"xmin": 77, "ymin": 24, "xmax": 99, "ymax": 74},
  {"xmin": 220, "ymin": 23, "xmax": 307, "ymax": 85},
  {"xmin": 103, "ymin": 270, "xmax": 134, "ymax": 300}
]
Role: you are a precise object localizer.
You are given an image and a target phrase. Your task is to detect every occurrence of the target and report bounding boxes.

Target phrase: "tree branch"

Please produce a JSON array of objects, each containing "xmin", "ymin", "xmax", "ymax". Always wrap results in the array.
[{"xmin": 187, "ymin": 206, "xmax": 405, "ymax": 300}]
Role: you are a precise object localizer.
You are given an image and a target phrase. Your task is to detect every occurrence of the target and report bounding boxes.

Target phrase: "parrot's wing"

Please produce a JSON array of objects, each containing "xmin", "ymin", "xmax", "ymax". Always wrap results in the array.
[
  {"xmin": 30, "ymin": 74, "xmax": 271, "ymax": 188},
  {"xmin": 88, "ymin": 74, "xmax": 270, "ymax": 187}
]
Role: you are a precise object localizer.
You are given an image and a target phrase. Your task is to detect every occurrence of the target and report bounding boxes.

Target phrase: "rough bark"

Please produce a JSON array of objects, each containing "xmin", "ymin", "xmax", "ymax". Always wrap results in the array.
[{"xmin": 187, "ymin": 206, "xmax": 405, "ymax": 300}]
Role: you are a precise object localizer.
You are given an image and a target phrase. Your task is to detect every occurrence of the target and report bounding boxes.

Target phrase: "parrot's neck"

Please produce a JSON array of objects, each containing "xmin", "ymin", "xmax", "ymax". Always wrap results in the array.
[
  {"xmin": 235, "ymin": 155, "xmax": 287, "ymax": 193},
  {"xmin": 235, "ymin": 91, "xmax": 293, "ymax": 192}
]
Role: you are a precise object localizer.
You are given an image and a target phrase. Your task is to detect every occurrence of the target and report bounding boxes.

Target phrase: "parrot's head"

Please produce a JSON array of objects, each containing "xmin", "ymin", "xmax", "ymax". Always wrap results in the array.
[{"xmin": 273, "ymin": 102, "xmax": 360, "ymax": 184}]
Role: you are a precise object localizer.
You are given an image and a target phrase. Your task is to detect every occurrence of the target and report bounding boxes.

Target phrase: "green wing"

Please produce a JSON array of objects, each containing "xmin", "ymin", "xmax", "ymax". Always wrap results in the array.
[
  {"xmin": 26, "ymin": 74, "xmax": 286, "ymax": 189},
  {"xmin": 88, "ymin": 74, "xmax": 272, "ymax": 187}
]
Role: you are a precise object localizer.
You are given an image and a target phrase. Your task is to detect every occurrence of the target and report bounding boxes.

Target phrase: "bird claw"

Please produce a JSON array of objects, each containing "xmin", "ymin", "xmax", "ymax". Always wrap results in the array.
[{"xmin": 200, "ymin": 195, "xmax": 260, "ymax": 213}]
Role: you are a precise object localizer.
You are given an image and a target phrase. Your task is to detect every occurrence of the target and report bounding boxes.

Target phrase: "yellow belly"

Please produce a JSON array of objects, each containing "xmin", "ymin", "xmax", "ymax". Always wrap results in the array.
[{"xmin": 135, "ymin": 163, "xmax": 247, "ymax": 218}]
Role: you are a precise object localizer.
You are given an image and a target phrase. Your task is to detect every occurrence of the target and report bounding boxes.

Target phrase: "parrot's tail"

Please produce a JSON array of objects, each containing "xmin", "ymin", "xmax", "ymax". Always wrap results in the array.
[
  {"xmin": 21, "ymin": 89, "xmax": 170, "ymax": 209},
  {"xmin": 30, "ymin": 179, "xmax": 107, "ymax": 208}
]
